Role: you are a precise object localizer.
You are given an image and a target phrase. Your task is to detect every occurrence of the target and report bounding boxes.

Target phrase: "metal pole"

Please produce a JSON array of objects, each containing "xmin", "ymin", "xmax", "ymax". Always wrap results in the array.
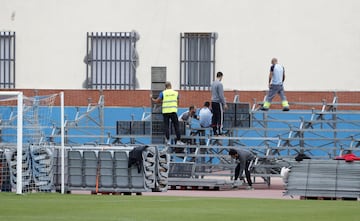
[
  {"xmin": 16, "ymin": 92, "xmax": 23, "ymax": 194},
  {"xmin": 60, "ymin": 92, "xmax": 65, "ymax": 194}
]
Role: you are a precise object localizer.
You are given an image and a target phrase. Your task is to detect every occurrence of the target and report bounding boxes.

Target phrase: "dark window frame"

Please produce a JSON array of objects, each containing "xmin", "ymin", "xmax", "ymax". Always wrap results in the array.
[
  {"xmin": 180, "ymin": 32, "xmax": 216, "ymax": 90},
  {"xmin": 85, "ymin": 32, "xmax": 138, "ymax": 90},
  {"xmin": 0, "ymin": 31, "xmax": 16, "ymax": 89}
]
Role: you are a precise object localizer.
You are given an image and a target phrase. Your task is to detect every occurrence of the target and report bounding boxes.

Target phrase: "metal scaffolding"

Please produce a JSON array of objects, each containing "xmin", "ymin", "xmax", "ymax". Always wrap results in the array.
[{"xmin": 165, "ymin": 93, "xmax": 360, "ymax": 187}]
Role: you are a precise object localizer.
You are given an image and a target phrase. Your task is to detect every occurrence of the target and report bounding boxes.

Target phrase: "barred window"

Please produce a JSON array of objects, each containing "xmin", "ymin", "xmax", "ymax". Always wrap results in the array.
[
  {"xmin": 180, "ymin": 32, "xmax": 216, "ymax": 90},
  {"xmin": 85, "ymin": 32, "xmax": 138, "ymax": 90},
  {"xmin": 0, "ymin": 32, "xmax": 16, "ymax": 89}
]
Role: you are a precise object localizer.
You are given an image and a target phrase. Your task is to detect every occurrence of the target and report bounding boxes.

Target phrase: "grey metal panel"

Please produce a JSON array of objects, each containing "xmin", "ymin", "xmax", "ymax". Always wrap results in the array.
[
  {"xmin": 84, "ymin": 176, "xmax": 96, "ymax": 188},
  {"xmin": 99, "ymin": 151, "xmax": 113, "ymax": 167},
  {"xmin": 285, "ymin": 160, "xmax": 360, "ymax": 199},
  {"xmin": 98, "ymin": 151, "xmax": 114, "ymax": 188},
  {"xmin": 151, "ymin": 67, "xmax": 166, "ymax": 83},
  {"xmin": 99, "ymin": 175, "xmax": 113, "ymax": 188},
  {"xmin": 114, "ymin": 151, "xmax": 129, "ymax": 188},
  {"xmin": 142, "ymin": 147, "xmax": 156, "ymax": 189},
  {"xmin": 151, "ymin": 82, "xmax": 165, "ymax": 91},
  {"xmin": 67, "ymin": 150, "xmax": 83, "ymax": 188},
  {"xmin": 68, "ymin": 171, "xmax": 83, "ymax": 187},
  {"xmin": 68, "ymin": 151, "xmax": 82, "ymax": 167},
  {"xmin": 114, "ymin": 151, "xmax": 128, "ymax": 167},
  {"xmin": 30, "ymin": 146, "xmax": 54, "ymax": 191},
  {"xmin": 130, "ymin": 165, "xmax": 145, "ymax": 189},
  {"xmin": 83, "ymin": 151, "xmax": 98, "ymax": 188},
  {"xmin": 114, "ymin": 168, "xmax": 129, "ymax": 188}
]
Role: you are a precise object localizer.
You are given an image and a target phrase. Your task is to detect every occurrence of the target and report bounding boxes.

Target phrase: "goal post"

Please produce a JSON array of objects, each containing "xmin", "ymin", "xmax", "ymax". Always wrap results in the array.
[
  {"xmin": 60, "ymin": 91, "xmax": 65, "ymax": 194},
  {"xmin": 16, "ymin": 92, "xmax": 23, "ymax": 195},
  {"xmin": 0, "ymin": 91, "xmax": 64, "ymax": 194},
  {"xmin": 0, "ymin": 91, "xmax": 23, "ymax": 194}
]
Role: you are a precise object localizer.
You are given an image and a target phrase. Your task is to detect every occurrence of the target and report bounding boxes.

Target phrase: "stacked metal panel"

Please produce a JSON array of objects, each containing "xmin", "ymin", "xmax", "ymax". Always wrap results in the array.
[
  {"xmin": 68, "ymin": 150, "xmax": 83, "ymax": 188},
  {"xmin": 156, "ymin": 149, "xmax": 170, "ymax": 191},
  {"xmin": 0, "ymin": 149, "xmax": 11, "ymax": 191},
  {"xmin": 82, "ymin": 150, "xmax": 98, "ymax": 188},
  {"xmin": 98, "ymin": 151, "xmax": 114, "ymax": 189},
  {"xmin": 66, "ymin": 145, "xmax": 169, "ymax": 193},
  {"xmin": 128, "ymin": 148, "xmax": 148, "ymax": 192},
  {"xmin": 3, "ymin": 146, "xmax": 55, "ymax": 192},
  {"xmin": 113, "ymin": 151, "xmax": 130, "ymax": 190},
  {"xmin": 5, "ymin": 149, "xmax": 32, "ymax": 191},
  {"xmin": 142, "ymin": 146, "xmax": 156, "ymax": 190},
  {"xmin": 30, "ymin": 145, "xmax": 54, "ymax": 191},
  {"xmin": 285, "ymin": 159, "xmax": 360, "ymax": 199}
]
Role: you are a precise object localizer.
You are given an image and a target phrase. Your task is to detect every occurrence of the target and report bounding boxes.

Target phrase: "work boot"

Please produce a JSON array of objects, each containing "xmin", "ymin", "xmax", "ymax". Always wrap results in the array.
[
  {"xmin": 260, "ymin": 106, "xmax": 269, "ymax": 111},
  {"xmin": 282, "ymin": 107, "xmax": 290, "ymax": 111}
]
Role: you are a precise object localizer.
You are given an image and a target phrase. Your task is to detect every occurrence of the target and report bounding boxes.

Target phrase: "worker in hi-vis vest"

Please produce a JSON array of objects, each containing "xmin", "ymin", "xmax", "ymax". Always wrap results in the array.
[
  {"xmin": 261, "ymin": 58, "xmax": 290, "ymax": 111},
  {"xmin": 151, "ymin": 81, "xmax": 185, "ymax": 145}
]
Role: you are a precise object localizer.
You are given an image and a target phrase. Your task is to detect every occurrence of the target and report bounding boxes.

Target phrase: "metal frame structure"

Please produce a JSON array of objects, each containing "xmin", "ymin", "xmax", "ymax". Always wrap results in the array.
[
  {"xmin": 0, "ymin": 92, "xmax": 65, "ymax": 194},
  {"xmin": 165, "ymin": 93, "xmax": 360, "ymax": 187},
  {"xmin": 3, "ymin": 92, "xmax": 360, "ymax": 191},
  {"xmin": 56, "ymin": 95, "xmax": 106, "ymax": 145}
]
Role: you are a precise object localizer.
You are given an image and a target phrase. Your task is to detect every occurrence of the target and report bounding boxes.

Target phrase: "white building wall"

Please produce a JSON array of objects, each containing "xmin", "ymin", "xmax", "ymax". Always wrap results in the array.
[{"xmin": 1, "ymin": 0, "xmax": 360, "ymax": 91}]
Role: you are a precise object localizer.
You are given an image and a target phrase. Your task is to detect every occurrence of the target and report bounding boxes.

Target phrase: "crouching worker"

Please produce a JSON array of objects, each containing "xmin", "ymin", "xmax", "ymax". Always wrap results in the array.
[{"xmin": 229, "ymin": 148, "xmax": 256, "ymax": 190}]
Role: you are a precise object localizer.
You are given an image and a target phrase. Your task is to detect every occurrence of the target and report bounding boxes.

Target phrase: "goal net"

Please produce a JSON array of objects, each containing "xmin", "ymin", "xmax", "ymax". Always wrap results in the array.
[{"xmin": 0, "ymin": 92, "xmax": 63, "ymax": 194}]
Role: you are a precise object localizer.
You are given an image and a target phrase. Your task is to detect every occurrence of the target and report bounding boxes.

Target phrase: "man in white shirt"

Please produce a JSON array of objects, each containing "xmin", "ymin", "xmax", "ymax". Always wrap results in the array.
[{"xmin": 199, "ymin": 101, "xmax": 212, "ymax": 128}]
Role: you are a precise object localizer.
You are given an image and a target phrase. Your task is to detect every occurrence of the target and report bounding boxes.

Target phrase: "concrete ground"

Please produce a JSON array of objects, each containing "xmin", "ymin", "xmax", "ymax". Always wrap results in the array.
[{"xmin": 143, "ymin": 177, "xmax": 297, "ymax": 200}]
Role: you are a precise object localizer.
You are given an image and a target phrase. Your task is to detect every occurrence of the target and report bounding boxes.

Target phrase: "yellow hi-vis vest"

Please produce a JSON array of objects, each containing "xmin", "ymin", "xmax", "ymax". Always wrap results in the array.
[{"xmin": 162, "ymin": 89, "xmax": 178, "ymax": 114}]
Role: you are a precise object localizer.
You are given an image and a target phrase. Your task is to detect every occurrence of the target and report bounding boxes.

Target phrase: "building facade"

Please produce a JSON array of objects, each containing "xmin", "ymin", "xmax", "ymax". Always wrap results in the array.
[{"xmin": 1, "ymin": 0, "xmax": 360, "ymax": 108}]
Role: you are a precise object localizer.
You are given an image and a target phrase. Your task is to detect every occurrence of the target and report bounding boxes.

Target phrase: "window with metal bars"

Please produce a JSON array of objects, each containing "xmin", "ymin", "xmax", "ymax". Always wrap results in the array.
[
  {"xmin": 0, "ymin": 32, "xmax": 15, "ymax": 89},
  {"xmin": 85, "ymin": 32, "xmax": 138, "ymax": 90},
  {"xmin": 180, "ymin": 32, "xmax": 216, "ymax": 90}
]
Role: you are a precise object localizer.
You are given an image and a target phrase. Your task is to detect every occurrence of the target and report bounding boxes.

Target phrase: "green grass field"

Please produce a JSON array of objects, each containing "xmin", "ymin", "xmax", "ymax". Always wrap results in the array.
[{"xmin": 0, "ymin": 192, "xmax": 358, "ymax": 221}]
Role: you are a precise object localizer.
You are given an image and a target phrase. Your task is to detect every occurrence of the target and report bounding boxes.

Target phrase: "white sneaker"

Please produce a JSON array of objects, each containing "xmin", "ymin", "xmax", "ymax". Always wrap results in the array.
[
  {"xmin": 165, "ymin": 139, "xmax": 171, "ymax": 145},
  {"xmin": 246, "ymin": 186, "xmax": 255, "ymax": 190},
  {"xmin": 232, "ymin": 179, "xmax": 243, "ymax": 188},
  {"xmin": 176, "ymin": 141, "xmax": 185, "ymax": 145}
]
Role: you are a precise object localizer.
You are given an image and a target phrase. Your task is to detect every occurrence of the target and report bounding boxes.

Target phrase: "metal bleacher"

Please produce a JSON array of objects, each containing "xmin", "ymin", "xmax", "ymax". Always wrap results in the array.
[
  {"xmin": 163, "ymin": 94, "xmax": 360, "ymax": 189},
  {"xmin": 3, "ymin": 93, "xmax": 360, "ymax": 195},
  {"xmin": 106, "ymin": 93, "xmax": 360, "ymax": 193}
]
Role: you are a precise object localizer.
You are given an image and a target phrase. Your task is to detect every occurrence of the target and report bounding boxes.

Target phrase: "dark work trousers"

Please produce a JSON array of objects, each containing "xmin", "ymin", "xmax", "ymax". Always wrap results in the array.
[
  {"xmin": 211, "ymin": 102, "xmax": 224, "ymax": 135},
  {"xmin": 163, "ymin": 112, "xmax": 181, "ymax": 141},
  {"xmin": 235, "ymin": 160, "xmax": 253, "ymax": 186}
]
